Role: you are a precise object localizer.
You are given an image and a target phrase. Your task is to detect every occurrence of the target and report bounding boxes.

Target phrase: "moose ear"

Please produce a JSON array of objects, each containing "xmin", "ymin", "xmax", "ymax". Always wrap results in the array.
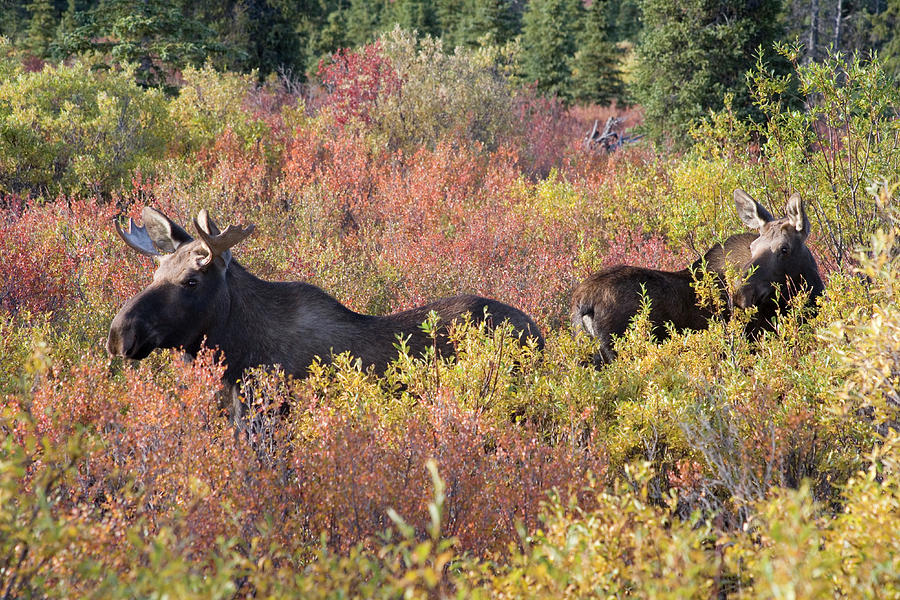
[
  {"xmin": 734, "ymin": 189, "xmax": 774, "ymax": 230},
  {"xmin": 141, "ymin": 207, "xmax": 194, "ymax": 254},
  {"xmin": 785, "ymin": 193, "xmax": 810, "ymax": 238},
  {"xmin": 115, "ymin": 216, "xmax": 161, "ymax": 257}
]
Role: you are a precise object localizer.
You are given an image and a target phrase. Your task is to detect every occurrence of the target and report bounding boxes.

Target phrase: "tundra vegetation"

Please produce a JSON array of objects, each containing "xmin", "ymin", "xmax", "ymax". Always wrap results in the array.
[{"xmin": 1, "ymin": 30, "xmax": 899, "ymax": 599}]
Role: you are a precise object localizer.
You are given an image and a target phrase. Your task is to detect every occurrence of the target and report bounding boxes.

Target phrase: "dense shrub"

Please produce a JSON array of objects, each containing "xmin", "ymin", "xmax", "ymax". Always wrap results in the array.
[
  {"xmin": 476, "ymin": 432, "xmax": 900, "ymax": 598},
  {"xmin": 319, "ymin": 29, "xmax": 518, "ymax": 154},
  {"xmin": 317, "ymin": 41, "xmax": 401, "ymax": 131},
  {"xmin": 820, "ymin": 202, "xmax": 900, "ymax": 436},
  {"xmin": 169, "ymin": 64, "xmax": 269, "ymax": 154},
  {"xmin": 482, "ymin": 464, "xmax": 729, "ymax": 598},
  {"xmin": 375, "ymin": 28, "xmax": 517, "ymax": 152},
  {"xmin": 0, "ymin": 203, "xmax": 77, "ymax": 316},
  {"xmin": 0, "ymin": 52, "xmax": 170, "ymax": 198}
]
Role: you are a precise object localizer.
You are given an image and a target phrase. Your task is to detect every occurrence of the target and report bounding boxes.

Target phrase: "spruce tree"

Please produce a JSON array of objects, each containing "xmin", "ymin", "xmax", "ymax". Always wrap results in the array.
[
  {"xmin": 1, "ymin": 0, "xmax": 31, "ymax": 41},
  {"xmin": 386, "ymin": 0, "xmax": 438, "ymax": 36},
  {"xmin": 52, "ymin": 0, "xmax": 230, "ymax": 89},
  {"xmin": 454, "ymin": 0, "xmax": 519, "ymax": 48},
  {"xmin": 867, "ymin": 0, "xmax": 900, "ymax": 77},
  {"xmin": 606, "ymin": 0, "xmax": 641, "ymax": 41},
  {"xmin": 56, "ymin": 0, "xmax": 89, "ymax": 41},
  {"xmin": 239, "ymin": 0, "xmax": 302, "ymax": 77},
  {"xmin": 520, "ymin": 0, "xmax": 583, "ymax": 101},
  {"xmin": 26, "ymin": 0, "xmax": 57, "ymax": 56},
  {"xmin": 633, "ymin": 0, "xmax": 783, "ymax": 145},
  {"xmin": 343, "ymin": 0, "xmax": 385, "ymax": 47},
  {"xmin": 435, "ymin": 0, "xmax": 466, "ymax": 40},
  {"xmin": 571, "ymin": 0, "xmax": 623, "ymax": 105}
]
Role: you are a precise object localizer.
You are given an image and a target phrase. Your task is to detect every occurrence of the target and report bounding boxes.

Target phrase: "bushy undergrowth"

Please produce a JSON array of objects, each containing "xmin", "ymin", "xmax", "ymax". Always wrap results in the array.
[
  {"xmin": 1, "ymin": 39, "xmax": 899, "ymax": 598},
  {"xmin": 0, "ymin": 41, "xmax": 170, "ymax": 198},
  {"xmin": 695, "ymin": 47, "xmax": 900, "ymax": 270}
]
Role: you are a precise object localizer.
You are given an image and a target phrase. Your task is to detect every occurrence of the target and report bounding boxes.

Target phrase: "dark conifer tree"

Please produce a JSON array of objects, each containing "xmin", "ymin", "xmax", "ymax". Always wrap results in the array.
[
  {"xmin": 633, "ymin": 0, "xmax": 783, "ymax": 145},
  {"xmin": 26, "ymin": 0, "xmax": 57, "ymax": 56},
  {"xmin": 387, "ymin": 0, "xmax": 438, "ymax": 36},
  {"xmin": 1, "ymin": 0, "xmax": 31, "ymax": 40},
  {"xmin": 571, "ymin": 0, "xmax": 623, "ymax": 105},
  {"xmin": 51, "ymin": 0, "xmax": 229, "ymax": 88},
  {"xmin": 520, "ymin": 0, "xmax": 583, "ymax": 101},
  {"xmin": 455, "ymin": 0, "xmax": 519, "ymax": 47},
  {"xmin": 343, "ymin": 0, "xmax": 385, "ymax": 47},
  {"xmin": 239, "ymin": 0, "xmax": 302, "ymax": 76},
  {"xmin": 56, "ymin": 0, "xmax": 91, "ymax": 41},
  {"xmin": 605, "ymin": 0, "xmax": 641, "ymax": 41},
  {"xmin": 867, "ymin": 0, "xmax": 900, "ymax": 77},
  {"xmin": 435, "ymin": 0, "xmax": 466, "ymax": 40}
]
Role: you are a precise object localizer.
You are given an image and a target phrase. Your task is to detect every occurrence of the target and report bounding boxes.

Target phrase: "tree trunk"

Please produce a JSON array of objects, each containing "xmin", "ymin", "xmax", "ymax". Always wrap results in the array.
[
  {"xmin": 833, "ymin": 0, "xmax": 843, "ymax": 50},
  {"xmin": 807, "ymin": 0, "xmax": 819, "ymax": 63}
]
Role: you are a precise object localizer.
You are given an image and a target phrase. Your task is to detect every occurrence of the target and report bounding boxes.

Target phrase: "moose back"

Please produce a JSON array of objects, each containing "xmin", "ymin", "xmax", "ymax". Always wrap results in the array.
[{"xmin": 107, "ymin": 207, "xmax": 544, "ymax": 386}]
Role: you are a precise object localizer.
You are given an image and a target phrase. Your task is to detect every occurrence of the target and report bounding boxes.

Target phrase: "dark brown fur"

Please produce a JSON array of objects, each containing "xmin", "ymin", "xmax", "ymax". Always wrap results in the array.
[
  {"xmin": 107, "ymin": 209, "xmax": 544, "ymax": 387},
  {"xmin": 571, "ymin": 190, "xmax": 824, "ymax": 365}
]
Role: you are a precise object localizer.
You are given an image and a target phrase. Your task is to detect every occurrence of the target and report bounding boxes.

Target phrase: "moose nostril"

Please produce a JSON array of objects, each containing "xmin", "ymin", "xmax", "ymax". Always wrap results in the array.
[
  {"xmin": 107, "ymin": 326, "xmax": 137, "ymax": 357},
  {"xmin": 106, "ymin": 329, "xmax": 120, "ymax": 356},
  {"xmin": 734, "ymin": 287, "xmax": 754, "ymax": 309}
]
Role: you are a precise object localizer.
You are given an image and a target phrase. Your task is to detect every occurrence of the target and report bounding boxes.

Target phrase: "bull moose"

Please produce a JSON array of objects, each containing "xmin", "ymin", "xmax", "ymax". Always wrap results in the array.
[
  {"xmin": 571, "ymin": 189, "xmax": 825, "ymax": 365},
  {"xmin": 107, "ymin": 207, "xmax": 544, "ymax": 390}
]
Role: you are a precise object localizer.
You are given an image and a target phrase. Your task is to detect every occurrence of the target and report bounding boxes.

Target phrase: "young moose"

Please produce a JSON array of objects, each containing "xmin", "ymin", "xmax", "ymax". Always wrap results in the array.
[
  {"xmin": 107, "ymin": 208, "xmax": 544, "ymax": 387},
  {"xmin": 571, "ymin": 189, "xmax": 824, "ymax": 365}
]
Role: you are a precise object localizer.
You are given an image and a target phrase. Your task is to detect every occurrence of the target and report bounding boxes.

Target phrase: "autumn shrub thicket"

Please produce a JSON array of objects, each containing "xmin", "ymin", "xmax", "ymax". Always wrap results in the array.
[
  {"xmin": 0, "ymin": 41, "xmax": 170, "ymax": 198},
  {"xmin": 1, "ymin": 36, "xmax": 899, "ymax": 597}
]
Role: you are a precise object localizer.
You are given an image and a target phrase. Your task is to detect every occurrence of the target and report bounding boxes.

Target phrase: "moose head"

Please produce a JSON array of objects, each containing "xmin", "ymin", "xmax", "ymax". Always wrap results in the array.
[
  {"xmin": 732, "ymin": 189, "xmax": 823, "ymax": 320},
  {"xmin": 106, "ymin": 208, "xmax": 255, "ymax": 360}
]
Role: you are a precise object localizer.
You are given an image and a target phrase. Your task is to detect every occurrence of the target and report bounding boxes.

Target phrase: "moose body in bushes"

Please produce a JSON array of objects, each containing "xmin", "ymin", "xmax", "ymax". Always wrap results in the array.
[
  {"xmin": 107, "ymin": 207, "xmax": 544, "ymax": 409},
  {"xmin": 571, "ymin": 189, "xmax": 825, "ymax": 365}
]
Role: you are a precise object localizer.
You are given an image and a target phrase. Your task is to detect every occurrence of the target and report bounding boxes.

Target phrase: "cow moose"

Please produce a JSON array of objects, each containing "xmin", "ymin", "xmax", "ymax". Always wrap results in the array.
[
  {"xmin": 107, "ymin": 207, "xmax": 544, "ymax": 394},
  {"xmin": 571, "ymin": 189, "xmax": 825, "ymax": 365}
]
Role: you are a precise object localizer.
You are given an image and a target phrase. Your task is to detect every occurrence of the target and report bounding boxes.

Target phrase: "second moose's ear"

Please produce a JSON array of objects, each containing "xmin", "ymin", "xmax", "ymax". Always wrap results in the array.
[
  {"xmin": 733, "ymin": 189, "xmax": 775, "ymax": 231},
  {"xmin": 115, "ymin": 207, "xmax": 194, "ymax": 256},
  {"xmin": 785, "ymin": 193, "xmax": 810, "ymax": 238}
]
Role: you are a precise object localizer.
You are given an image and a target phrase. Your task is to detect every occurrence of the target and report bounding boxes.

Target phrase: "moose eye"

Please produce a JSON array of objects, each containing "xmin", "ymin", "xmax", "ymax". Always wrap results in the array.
[
  {"xmin": 779, "ymin": 246, "xmax": 790, "ymax": 256},
  {"xmin": 183, "ymin": 278, "xmax": 199, "ymax": 288}
]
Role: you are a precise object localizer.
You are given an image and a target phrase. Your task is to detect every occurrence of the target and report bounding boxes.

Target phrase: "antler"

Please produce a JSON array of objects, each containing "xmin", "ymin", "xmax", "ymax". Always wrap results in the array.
[
  {"xmin": 192, "ymin": 209, "xmax": 255, "ymax": 265},
  {"xmin": 115, "ymin": 216, "xmax": 161, "ymax": 256}
]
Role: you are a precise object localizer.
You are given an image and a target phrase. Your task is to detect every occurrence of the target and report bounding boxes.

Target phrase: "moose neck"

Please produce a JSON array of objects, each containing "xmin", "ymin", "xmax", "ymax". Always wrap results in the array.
[{"xmin": 199, "ymin": 261, "xmax": 369, "ymax": 385}]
